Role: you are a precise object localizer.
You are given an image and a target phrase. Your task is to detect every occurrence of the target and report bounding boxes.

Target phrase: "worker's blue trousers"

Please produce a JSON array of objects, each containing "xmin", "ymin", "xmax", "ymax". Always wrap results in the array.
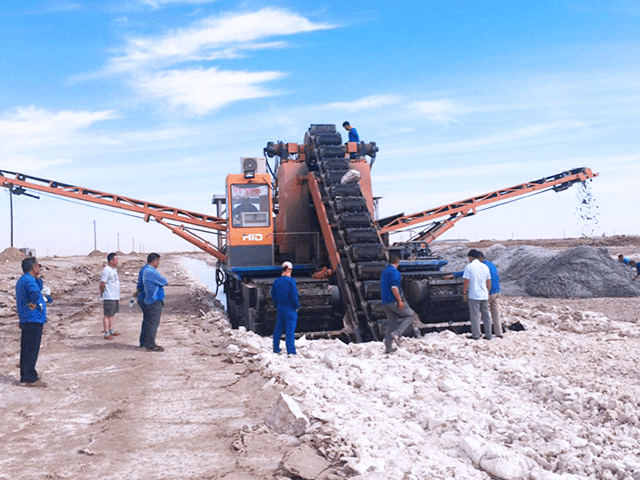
[{"xmin": 273, "ymin": 309, "xmax": 298, "ymax": 355}]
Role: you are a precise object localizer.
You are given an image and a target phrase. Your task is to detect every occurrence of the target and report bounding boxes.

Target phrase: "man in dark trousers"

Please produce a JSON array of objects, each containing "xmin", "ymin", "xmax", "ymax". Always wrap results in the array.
[
  {"xmin": 16, "ymin": 257, "xmax": 52, "ymax": 387},
  {"xmin": 380, "ymin": 254, "xmax": 419, "ymax": 354},
  {"xmin": 141, "ymin": 253, "xmax": 167, "ymax": 352},
  {"xmin": 135, "ymin": 254, "xmax": 154, "ymax": 348},
  {"xmin": 271, "ymin": 261, "xmax": 300, "ymax": 355}
]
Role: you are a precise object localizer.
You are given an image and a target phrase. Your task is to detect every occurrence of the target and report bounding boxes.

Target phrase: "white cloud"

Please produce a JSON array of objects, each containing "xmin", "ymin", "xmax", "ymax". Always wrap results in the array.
[
  {"xmin": 135, "ymin": 67, "xmax": 284, "ymax": 114},
  {"xmin": 140, "ymin": 0, "xmax": 220, "ymax": 8},
  {"xmin": 110, "ymin": 8, "xmax": 335, "ymax": 73},
  {"xmin": 411, "ymin": 99, "xmax": 461, "ymax": 124},
  {"xmin": 0, "ymin": 106, "xmax": 119, "ymax": 151},
  {"xmin": 323, "ymin": 95, "xmax": 401, "ymax": 112}
]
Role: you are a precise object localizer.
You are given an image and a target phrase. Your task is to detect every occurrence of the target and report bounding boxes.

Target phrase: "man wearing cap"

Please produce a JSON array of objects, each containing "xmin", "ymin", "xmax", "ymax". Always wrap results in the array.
[{"xmin": 271, "ymin": 261, "xmax": 300, "ymax": 355}]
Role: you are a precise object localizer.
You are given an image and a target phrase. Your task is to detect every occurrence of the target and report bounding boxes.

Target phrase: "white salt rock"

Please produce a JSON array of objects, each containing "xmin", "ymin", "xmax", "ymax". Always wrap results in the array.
[
  {"xmin": 538, "ymin": 439, "xmax": 571, "ymax": 457},
  {"xmin": 461, "ymin": 435, "xmax": 533, "ymax": 480},
  {"xmin": 322, "ymin": 351, "xmax": 338, "ymax": 369},
  {"xmin": 437, "ymin": 376, "xmax": 462, "ymax": 392},
  {"xmin": 569, "ymin": 435, "xmax": 588, "ymax": 448},
  {"xmin": 265, "ymin": 393, "xmax": 309, "ymax": 437},
  {"xmin": 413, "ymin": 367, "xmax": 431, "ymax": 383},
  {"xmin": 227, "ymin": 344, "xmax": 240, "ymax": 356},
  {"xmin": 530, "ymin": 466, "xmax": 582, "ymax": 479}
]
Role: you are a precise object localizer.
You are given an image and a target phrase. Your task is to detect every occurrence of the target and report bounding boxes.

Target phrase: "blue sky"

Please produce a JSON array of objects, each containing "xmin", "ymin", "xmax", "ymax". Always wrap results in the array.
[{"xmin": 1, "ymin": 0, "xmax": 639, "ymax": 257}]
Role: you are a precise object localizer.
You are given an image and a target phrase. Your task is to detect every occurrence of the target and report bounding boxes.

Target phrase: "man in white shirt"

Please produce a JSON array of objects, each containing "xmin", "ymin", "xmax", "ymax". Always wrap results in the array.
[
  {"xmin": 99, "ymin": 252, "xmax": 120, "ymax": 340},
  {"xmin": 462, "ymin": 249, "xmax": 492, "ymax": 340}
]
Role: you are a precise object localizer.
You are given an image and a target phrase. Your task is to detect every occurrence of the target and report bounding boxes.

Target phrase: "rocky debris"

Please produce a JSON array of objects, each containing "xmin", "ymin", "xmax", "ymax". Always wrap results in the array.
[
  {"xmin": 266, "ymin": 393, "xmax": 309, "ymax": 437},
  {"xmin": 282, "ymin": 444, "xmax": 332, "ymax": 480},
  {"xmin": 87, "ymin": 249, "xmax": 104, "ymax": 258},
  {"xmin": 196, "ymin": 293, "xmax": 640, "ymax": 479}
]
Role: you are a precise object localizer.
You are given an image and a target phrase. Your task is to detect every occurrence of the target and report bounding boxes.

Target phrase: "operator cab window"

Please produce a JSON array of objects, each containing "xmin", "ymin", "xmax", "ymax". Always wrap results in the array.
[{"xmin": 231, "ymin": 184, "xmax": 270, "ymax": 228}]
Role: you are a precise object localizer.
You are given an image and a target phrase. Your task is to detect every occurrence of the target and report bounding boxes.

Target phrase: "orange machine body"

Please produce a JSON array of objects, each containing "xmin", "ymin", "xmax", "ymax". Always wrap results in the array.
[
  {"xmin": 225, "ymin": 173, "xmax": 273, "ymax": 267},
  {"xmin": 274, "ymin": 156, "xmax": 375, "ymax": 266}
]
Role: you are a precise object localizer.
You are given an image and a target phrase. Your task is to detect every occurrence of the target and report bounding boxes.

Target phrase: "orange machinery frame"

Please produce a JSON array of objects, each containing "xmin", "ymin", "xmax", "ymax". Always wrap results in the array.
[
  {"xmin": 0, "ymin": 170, "xmax": 228, "ymax": 262},
  {"xmin": 377, "ymin": 167, "xmax": 599, "ymax": 243}
]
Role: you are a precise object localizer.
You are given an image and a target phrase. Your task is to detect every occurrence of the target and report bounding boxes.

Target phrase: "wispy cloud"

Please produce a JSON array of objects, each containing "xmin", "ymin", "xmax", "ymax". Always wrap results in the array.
[
  {"xmin": 101, "ymin": 7, "xmax": 335, "ymax": 115},
  {"xmin": 323, "ymin": 95, "xmax": 401, "ymax": 112},
  {"xmin": 134, "ymin": 67, "xmax": 284, "ymax": 114},
  {"xmin": 411, "ymin": 99, "xmax": 462, "ymax": 124},
  {"xmin": 140, "ymin": 0, "xmax": 220, "ymax": 8},
  {"xmin": 109, "ymin": 8, "xmax": 335, "ymax": 73},
  {"xmin": 0, "ymin": 106, "xmax": 119, "ymax": 151}
]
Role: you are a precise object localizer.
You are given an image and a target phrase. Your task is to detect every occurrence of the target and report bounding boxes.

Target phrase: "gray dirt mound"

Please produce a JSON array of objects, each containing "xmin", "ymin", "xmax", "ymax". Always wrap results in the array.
[
  {"xmin": 487, "ymin": 245, "xmax": 556, "ymax": 296},
  {"xmin": 525, "ymin": 246, "xmax": 640, "ymax": 298},
  {"xmin": 88, "ymin": 250, "xmax": 105, "ymax": 258},
  {"xmin": 0, "ymin": 247, "xmax": 27, "ymax": 262}
]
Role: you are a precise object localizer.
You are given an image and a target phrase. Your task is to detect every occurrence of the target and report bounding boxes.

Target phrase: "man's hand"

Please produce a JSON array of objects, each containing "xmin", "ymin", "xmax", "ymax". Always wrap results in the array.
[{"xmin": 397, "ymin": 299, "xmax": 405, "ymax": 310}]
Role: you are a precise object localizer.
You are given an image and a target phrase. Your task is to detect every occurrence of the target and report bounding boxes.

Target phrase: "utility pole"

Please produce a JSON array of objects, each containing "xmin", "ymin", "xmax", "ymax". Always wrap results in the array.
[
  {"xmin": 8, "ymin": 186, "xmax": 39, "ymax": 248},
  {"xmin": 9, "ymin": 188, "xmax": 13, "ymax": 247},
  {"xmin": 132, "ymin": 238, "xmax": 134, "ymax": 253},
  {"xmin": 117, "ymin": 232, "xmax": 120, "ymax": 251},
  {"xmin": 93, "ymin": 220, "xmax": 97, "ymax": 251}
]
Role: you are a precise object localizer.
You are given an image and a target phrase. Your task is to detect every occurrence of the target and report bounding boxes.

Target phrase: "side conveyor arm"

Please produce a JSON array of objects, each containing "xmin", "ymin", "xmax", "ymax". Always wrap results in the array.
[
  {"xmin": 377, "ymin": 167, "xmax": 598, "ymax": 236},
  {"xmin": 0, "ymin": 169, "xmax": 227, "ymax": 261}
]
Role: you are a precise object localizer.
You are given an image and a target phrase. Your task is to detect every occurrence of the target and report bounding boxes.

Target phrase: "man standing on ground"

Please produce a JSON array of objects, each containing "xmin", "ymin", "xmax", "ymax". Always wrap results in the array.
[
  {"xmin": 478, "ymin": 252, "xmax": 503, "ymax": 338},
  {"xmin": 99, "ymin": 252, "xmax": 120, "ymax": 340},
  {"xmin": 342, "ymin": 121, "xmax": 359, "ymax": 159},
  {"xmin": 463, "ymin": 249, "xmax": 492, "ymax": 340},
  {"xmin": 142, "ymin": 253, "xmax": 167, "ymax": 352},
  {"xmin": 380, "ymin": 254, "xmax": 420, "ymax": 354},
  {"xmin": 16, "ymin": 257, "xmax": 52, "ymax": 387},
  {"xmin": 271, "ymin": 261, "xmax": 299, "ymax": 356},
  {"xmin": 135, "ymin": 256, "xmax": 154, "ymax": 347}
]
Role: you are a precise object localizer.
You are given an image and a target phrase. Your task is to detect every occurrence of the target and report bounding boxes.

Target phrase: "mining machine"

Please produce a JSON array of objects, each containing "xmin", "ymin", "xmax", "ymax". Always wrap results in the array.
[{"xmin": 0, "ymin": 124, "xmax": 598, "ymax": 343}]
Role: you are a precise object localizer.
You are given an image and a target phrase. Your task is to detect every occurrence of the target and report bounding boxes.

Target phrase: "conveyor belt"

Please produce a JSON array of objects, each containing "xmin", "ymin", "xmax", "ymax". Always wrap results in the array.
[{"xmin": 305, "ymin": 124, "xmax": 387, "ymax": 341}]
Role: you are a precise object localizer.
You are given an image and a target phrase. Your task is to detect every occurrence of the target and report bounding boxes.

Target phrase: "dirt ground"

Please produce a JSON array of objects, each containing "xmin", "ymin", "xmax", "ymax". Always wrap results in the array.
[
  {"xmin": 0, "ymin": 237, "xmax": 639, "ymax": 479},
  {"xmin": 0, "ymin": 253, "xmax": 327, "ymax": 480}
]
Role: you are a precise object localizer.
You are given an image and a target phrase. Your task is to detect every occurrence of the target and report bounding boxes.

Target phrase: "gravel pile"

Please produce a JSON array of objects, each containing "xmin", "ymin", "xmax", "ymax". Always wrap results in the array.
[{"xmin": 437, "ymin": 244, "xmax": 640, "ymax": 298}]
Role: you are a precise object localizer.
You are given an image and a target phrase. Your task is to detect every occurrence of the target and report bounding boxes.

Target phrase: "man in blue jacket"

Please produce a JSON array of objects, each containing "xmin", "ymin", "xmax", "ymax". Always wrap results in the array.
[
  {"xmin": 141, "ymin": 253, "xmax": 168, "ymax": 352},
  {"xmin": 271, "ymin": 261, "xmax": 300, "ymax": 355},
  {"xmin": 16, "ymin": 257, "xmax": 52, "ymax": 387},
  {"xmin": 135, "ymin": 255, "xmax": 154, "ymax": 348}
]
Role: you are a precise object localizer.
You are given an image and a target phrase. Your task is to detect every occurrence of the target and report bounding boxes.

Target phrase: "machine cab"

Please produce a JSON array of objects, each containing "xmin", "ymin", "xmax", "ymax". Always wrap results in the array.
[{"xmin": 225, "ymin": 168, "xmax": 273, "ymax": 267}]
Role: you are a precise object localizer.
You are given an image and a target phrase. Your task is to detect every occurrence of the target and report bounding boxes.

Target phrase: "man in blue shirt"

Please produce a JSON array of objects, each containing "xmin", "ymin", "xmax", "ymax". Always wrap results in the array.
[
  {"xmin": 135, "ymin": 256, "xmax": 154, "ymax": 348},
  {"xmin": 141, "ymin": 253, "xmax": 168, "ymax": 352},
  {"xmin": 380, "ymin": 254, "xmax": 419, "ymax": 354},
  {"xmin": 478, "ymin": 252, "xmax": 503, "ymax": 338},
  {"xmin": 271, "ymin": 261, "xmax": 300, "ymax": 355},
  {"xmin": 618, "ymin": 254, "xmax": 631, "ymax": 266},
  {"xmin": 16, "ymin": 257, "xmax": 52, "ymax": 387},
  {"xmin": 342, "ymin": 121, "xmax": 360, "ymax": 159}
]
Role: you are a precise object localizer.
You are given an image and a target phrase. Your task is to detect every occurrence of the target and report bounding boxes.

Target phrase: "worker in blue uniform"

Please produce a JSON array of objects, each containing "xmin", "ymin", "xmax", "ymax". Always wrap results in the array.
[
  {"xmin": 271, "ymin": 261, "xmax": 300, "ymax": 355},
  {"xmin": 16, "ymin": 257, "xmax": 53, "ymax": 387},
  {"xmin": 343, "ymin": 121, "xmax": 360, "ymax": 159}
]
